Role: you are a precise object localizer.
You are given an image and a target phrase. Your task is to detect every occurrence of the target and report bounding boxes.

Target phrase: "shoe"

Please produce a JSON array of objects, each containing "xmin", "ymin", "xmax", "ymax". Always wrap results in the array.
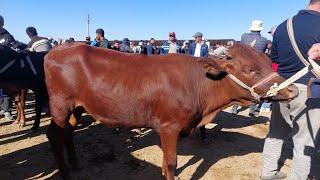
[
  {"xmin": 0, "ymin": 110, "xmax": 5, "ymax": 115},
  {"xmin": 4, "ymin": 112, "xmax": 14, "ymax": 121},
  {"xmin": 261, "ymin": 171, "xmax": 287, "ymax": 180},
  {"xmin": 260, "ymin": 107, "xmax": 271, "ymax": 113},
  {"xmin": 249, "ymin": 111, "xmax": 258, "ymax": 117},
  {"xmin": 231, "ymin": 106, "xmax": 238, "ymax": 114}
]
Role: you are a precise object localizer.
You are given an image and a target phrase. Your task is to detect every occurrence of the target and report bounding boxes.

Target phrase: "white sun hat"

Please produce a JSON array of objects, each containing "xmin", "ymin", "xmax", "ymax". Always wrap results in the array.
[{"xmin": 249, "ymin": 20, "xmax": 264, "ymax": 31}]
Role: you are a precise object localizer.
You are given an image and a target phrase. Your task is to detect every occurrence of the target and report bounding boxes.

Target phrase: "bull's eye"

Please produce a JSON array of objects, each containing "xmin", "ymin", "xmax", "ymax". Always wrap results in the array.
[{"xmin": 243, "ymin": 67, "xmax": 256, "ymax": 75}]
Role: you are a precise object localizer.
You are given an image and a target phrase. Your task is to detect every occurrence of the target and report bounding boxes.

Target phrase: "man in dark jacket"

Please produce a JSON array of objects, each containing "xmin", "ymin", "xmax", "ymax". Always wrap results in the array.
[
  {"xmin": 261, "ymin": 1, "xmax": 320, "ymax": 179},
  {"xmin": 120, "ymin": 38, "xmax": 133, "ymax": 53},
  {"xmin": 90, "ymin": 28, "xmax": 109, "ymax": 49},
  {"xmin": 189, "ymin": 32, "xmax": 209, "ymax": 57},
  {"xmin": 0, "ymin": 15, "xmax": 15, "ymax": 46},
  {"xmin": 0, "ymin": 15, "xmax": 14, "ymax": 120},
  {"xmin": 147, "ymin": 38, "xmax": 158, "ymax": 55}
]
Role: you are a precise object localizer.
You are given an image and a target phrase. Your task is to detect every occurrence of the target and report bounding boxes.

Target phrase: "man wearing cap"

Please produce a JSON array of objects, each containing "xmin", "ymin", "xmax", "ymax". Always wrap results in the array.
[
  {"xmin": 26, "ymin": 26, "xmax": 52, "ymax": 52},
  {"xmin": 90, "ymin": 28, "xmax": 110, "ymax": 49},
  {"xmin": 189, "ymin": 32, "xmax": 209, "ymax": 58},
  {"xmin": 160, "ymin": 32, "xmax": 181, "ymax": 54},
  {"xmin": 261, "ymin": 0, "xmax": 320, "ymax": 179}
]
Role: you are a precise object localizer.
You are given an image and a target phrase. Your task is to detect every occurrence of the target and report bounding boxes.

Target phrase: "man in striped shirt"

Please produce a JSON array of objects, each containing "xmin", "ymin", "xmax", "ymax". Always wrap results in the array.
[{"xmin": 160, "ymin": 32, "xmax": 181, "ymax": 54}]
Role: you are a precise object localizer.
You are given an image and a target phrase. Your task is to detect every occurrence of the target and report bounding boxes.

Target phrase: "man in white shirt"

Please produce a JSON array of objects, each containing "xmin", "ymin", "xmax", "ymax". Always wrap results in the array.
[{"xmin": 189, "ymin": 32, "xmax": 209, "ymax": 58}]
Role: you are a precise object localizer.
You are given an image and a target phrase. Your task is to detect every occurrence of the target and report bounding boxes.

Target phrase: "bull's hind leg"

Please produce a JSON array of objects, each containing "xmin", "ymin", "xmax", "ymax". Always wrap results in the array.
[
  {"xmin": 159, "ymin": 128, "xmax": 179, "ymax": 180},
  {"xmin": 46, "ymin": 121, "xmax": 70, "ymax": 179},
  {"xmin": 64, "ymin": 109, "xmax": 83, "ymax": 170},
  {"xmin": 46, "ymin": 95, "xmax": 73, "ymax": 179}
]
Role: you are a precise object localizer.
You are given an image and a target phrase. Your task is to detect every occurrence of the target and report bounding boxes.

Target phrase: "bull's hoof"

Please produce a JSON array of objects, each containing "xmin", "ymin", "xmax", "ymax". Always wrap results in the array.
[
  {"xmin": 31, "ymin": 125, "xmax": 39, "ymax": 131},
  {"xmin": 17, "ymin": 122, "xmax": 26, "ymax": 128}
]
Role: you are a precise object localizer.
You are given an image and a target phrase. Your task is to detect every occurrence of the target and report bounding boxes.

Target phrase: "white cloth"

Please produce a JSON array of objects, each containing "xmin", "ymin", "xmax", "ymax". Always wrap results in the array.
[
  {"xmin": 29, "ymin": 39, "xmax": 52, "ymax": 52},
  {"xmin": 194, "ymin": 43, "xmax": 202, "ymax": 57}
]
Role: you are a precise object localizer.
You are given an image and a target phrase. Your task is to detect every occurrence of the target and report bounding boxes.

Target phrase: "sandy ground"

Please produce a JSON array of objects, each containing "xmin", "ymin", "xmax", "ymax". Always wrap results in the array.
[{"xmin": 0, "ymin": 99, "xmax": 293, "ymax": 180}]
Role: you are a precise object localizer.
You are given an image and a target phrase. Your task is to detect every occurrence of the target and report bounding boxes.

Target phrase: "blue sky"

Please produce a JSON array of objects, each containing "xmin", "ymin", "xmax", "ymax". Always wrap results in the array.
[{"xmin": 1, "ymin": 0, "xmax": 310, "ymax": 43}]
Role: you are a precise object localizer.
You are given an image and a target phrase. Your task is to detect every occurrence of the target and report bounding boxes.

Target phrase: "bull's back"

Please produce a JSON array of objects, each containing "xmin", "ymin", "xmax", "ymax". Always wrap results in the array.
[{"xmin": 45, "ymin": 43, "xmax": 201, "ymax": 127}]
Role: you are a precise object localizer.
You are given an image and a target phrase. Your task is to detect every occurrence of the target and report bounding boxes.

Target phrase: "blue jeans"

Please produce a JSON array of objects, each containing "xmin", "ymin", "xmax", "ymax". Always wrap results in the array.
[{"xmin": 0, "ymin": 89, "xmax": 11, "ymax": 112}]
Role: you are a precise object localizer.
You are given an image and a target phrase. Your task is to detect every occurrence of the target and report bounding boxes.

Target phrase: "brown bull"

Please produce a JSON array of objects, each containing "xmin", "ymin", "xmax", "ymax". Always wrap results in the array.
[{"xmin": 44, "ymin": 43, "xmax": 298, "ymax": 180}]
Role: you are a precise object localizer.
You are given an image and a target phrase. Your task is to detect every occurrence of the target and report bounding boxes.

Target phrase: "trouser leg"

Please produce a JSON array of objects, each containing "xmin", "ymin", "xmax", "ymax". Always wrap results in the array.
[
  {"xmin": 287, "ymin": 91, "xmax": 320, "ymax": 180},
  {"xmin": 261, "ymin": 101, "xmax": 291, "ymax": 177},
  {"xmin": 1, "ymin": 96, "xmax": 11, "ymax": 112}
]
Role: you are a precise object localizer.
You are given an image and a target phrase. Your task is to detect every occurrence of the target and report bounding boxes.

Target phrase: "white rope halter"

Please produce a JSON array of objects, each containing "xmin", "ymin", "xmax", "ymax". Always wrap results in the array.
[
  {"xmin": 227, "ymin": 57, "xmax": 320, "ymax": 101},
  {"xmin": 227, "ymin": 72, "xmax": 278, "ymax": 101}
]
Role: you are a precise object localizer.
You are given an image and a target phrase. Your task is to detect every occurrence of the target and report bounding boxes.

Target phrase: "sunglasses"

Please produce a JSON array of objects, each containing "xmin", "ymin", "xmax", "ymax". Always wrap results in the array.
[{"xmin": 169, "ymin": 35, "xmax": 175, "ymax": 37}]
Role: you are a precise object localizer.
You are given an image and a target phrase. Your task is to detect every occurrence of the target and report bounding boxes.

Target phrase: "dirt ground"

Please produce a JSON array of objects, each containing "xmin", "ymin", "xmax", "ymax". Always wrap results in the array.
[{"xmin": 0, "ymin": 100, "xmax": 293, "ymax": 180}]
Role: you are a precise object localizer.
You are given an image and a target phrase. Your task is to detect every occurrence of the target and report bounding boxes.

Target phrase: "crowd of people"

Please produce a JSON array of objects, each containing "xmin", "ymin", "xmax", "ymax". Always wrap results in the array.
[{"xmin": 1, "ymin": 0, "xmax": 320, "ymax": 179}]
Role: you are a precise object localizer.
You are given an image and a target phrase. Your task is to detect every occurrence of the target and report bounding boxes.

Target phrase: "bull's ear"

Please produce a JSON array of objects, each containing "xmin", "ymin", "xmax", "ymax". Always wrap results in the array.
[{"xmin": 198, "ymin": 59, "xmax": 233, "ymax": 80}]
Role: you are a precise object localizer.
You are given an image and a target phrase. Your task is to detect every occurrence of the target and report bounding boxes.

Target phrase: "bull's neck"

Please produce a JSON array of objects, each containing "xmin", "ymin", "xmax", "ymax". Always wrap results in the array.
[{"xmin": 197, "ymin": 74, "xmax": 252, "ymax": 117}]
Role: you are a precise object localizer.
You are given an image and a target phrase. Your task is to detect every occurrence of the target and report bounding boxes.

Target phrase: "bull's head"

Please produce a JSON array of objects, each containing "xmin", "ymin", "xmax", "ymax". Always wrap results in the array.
[{"xmin": 200, "ymin": 43, "xmax": 298, "ymax": 103}]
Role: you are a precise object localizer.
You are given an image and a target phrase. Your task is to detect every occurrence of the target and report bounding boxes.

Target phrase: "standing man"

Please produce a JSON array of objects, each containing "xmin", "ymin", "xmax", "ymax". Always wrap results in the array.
[
  {"xmin": 261, "ymin": 1, "xmax": 320, "ymax": 179},
  {"xmin": 90, "ymin": 28, "xmax": 109, "ymax": 49},
  {"xmin": 0, "ymin": 15, "xmax": 14, "ymax": 121},
  {"xmin": 241, "ymin": 20, "xmax": 268, "ymax": 53},
  {"xmin": 189, "ymin": 32, "xmax": 209, "ymax": 57},
  {"xmin": 160, "ymin": 32, "xmax": 180, "ymax": 54},
  {"xmin": 232, "ymin": 20, "xmax": 269, "ymax": 116},
  {"xmin": 119, "ymin": 38, "xmax": 133, "ymax": 53},
  {"xmin": 147, "ymin": 38, "xmax": 158, "ymax": 55},
  {"xmin": 0, "ymin": 15, "xmax": 15, "ymax": 46},
  {"xmin": 181, "ymin": 40, "xmax": 190, "ymax": 54},
  {"xmin": 26, "ymin": 26, "xmax": 52, "ymax": 52}
]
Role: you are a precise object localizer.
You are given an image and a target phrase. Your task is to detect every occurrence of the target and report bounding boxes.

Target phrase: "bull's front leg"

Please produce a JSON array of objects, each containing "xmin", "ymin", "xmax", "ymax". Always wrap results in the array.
[
  {"xmin": 12, "ymin": 89, "xmax": 26, "ymax": 126},
  {"xmin": 31, "ymin": 94, "xmax": 42, "ymax": 131},
  {"xmin": 13, "ymin": 99, "xmax": 21, "ymax": 124},
  {"xmin": 18, "ymin": 89, "xmax": 26, "ymax": 126},
  {"xmin": 159, "ymin": 127, "xmax": 179, "ymax": 180}
]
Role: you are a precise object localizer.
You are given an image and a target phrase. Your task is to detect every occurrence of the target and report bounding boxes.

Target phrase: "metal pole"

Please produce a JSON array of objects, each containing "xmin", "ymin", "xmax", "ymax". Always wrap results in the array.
[{"xmin": 86, "ymin": 14, "xmax": 90, "ymax": 37}]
